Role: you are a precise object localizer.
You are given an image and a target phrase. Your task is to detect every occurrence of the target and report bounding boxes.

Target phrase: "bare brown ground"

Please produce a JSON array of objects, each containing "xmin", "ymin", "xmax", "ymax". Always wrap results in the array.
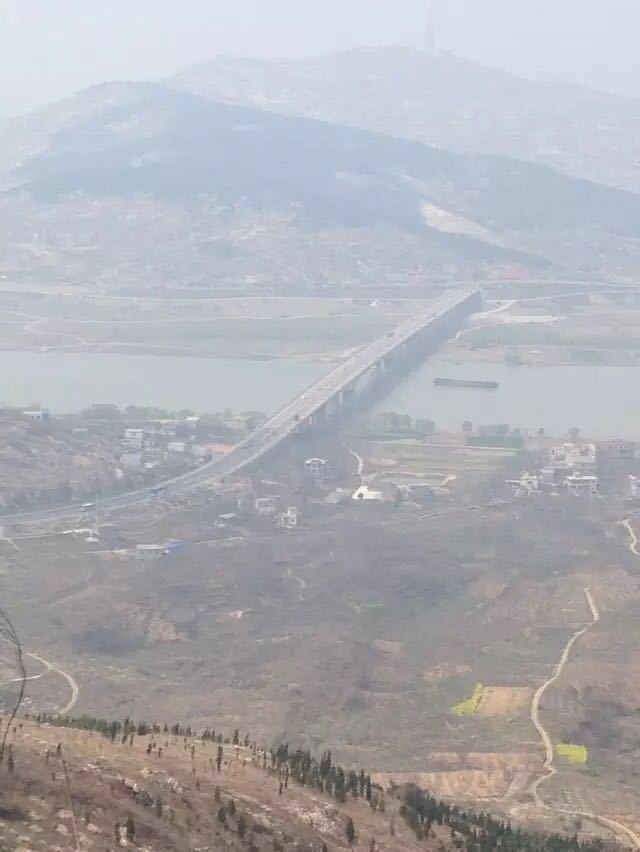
[{"xmin": 476, "ymin": 687, "xmax": 533, "ymax": 718}]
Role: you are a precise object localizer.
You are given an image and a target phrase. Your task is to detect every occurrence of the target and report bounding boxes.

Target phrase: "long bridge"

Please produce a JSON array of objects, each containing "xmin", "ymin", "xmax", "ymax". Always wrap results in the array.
[{"xmin": 1, "ymin": 287, "xmax": 481, "ymax": 525}]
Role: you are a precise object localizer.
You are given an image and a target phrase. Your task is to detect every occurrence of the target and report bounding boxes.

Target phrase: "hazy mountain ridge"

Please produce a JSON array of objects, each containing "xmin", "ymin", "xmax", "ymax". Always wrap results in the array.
[
  {"xmin": 171, "ymin": 47, "xmax": 640, "ymax": 193},
  {"xmin": 1, "ymin": 78, "xmax": 639, "ymax": 291}
]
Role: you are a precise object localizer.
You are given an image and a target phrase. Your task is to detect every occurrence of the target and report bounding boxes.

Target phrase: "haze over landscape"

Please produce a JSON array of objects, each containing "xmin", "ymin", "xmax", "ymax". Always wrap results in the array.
[{"xmin": 1, "ymin": 3, "xmax": 640, "ymax": 852}]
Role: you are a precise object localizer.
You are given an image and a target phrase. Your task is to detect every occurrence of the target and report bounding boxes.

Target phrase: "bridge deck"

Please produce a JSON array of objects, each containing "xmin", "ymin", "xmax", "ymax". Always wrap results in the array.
[{"xmin": 0, "ymin": 287, "xmax": 479, "ymax": 525}]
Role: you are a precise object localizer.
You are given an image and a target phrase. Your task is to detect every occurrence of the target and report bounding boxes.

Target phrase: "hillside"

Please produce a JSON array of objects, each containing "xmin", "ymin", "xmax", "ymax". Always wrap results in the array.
[
  {"xmin": 172, "ymin": 47, "xmax": 640, "ymax": 193},
  {"xmin": 0, "ymin": 714, "xmax": 620, "ymax": 851},
  {"xmin": 1, "ymin": 81, "xmax": 640, "ymax": 293}
]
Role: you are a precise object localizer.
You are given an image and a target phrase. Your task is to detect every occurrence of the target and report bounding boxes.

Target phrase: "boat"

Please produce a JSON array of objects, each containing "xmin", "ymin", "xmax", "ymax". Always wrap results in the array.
[{"xmin": 433, "ymin": 377, "xmax": 499, "ymax": 390}]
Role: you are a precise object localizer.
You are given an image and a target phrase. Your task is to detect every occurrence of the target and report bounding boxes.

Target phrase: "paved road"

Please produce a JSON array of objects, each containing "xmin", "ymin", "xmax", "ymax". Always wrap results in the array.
[{"xmin": 0, "ymin": 287, "xmax": 478, "ymax": 527}]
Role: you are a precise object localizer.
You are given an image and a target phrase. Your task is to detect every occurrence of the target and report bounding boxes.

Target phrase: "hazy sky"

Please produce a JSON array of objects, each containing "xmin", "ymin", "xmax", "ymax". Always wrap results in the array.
[{"xmin": 1, "ymin": 0, "xmax": 639, "ymax": 117}]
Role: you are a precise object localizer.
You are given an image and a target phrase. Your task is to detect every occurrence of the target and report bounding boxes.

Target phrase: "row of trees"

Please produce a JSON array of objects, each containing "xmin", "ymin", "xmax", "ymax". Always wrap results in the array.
[
  {"xmin": 21, "ymin": 713, "xmax": 613, "ymax": 852},
  {"xmin": 272, "ymin": 744, "xmax": 374, "ymax": 806},
  {"xmin": 26, "ymin": 712, "xmax": 238, "ymax": 744},
  {"xmin": 399, "ymin": 785, "xmax": 610, "ymax": 852}
]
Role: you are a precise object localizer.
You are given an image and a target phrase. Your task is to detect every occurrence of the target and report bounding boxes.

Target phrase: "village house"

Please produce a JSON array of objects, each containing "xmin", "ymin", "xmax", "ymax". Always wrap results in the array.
[
  {"xmin": 565, "ymin": 474, "xmax": 599, "ymax": 497},
  {"xmin": 304, "ymin": 457, "xmax": 328, "ymax": 481}
]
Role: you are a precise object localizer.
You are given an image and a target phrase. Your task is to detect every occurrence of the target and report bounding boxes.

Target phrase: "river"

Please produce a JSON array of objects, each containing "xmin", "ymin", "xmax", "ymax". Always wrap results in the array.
[
  {"xmin": 0, "ymin": 350, "xmax": 636, "ymax": 440},
  {"xmin": 0, "ymin": 351, "xmax": 326, "ymax": 415},
  {"xmin": 374, "ymin": 357, "xmax": 640, "ymax": 440}
]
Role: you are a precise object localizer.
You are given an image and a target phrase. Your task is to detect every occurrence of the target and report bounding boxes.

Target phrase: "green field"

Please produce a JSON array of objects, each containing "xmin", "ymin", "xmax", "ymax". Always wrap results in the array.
[
  {"xmin": 555, "ymin": 743, "xmax": 588, "ymax": 764},
  {"xmin": 452, "ymin": 683, "xmax": 484, "ymax": 717}
]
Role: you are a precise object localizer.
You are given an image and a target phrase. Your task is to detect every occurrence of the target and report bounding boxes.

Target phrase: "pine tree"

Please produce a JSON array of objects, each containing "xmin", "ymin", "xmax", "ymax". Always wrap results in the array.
[
  {"xmin": 227, "ymin": 797, "xmax": 236, "ymax": 817},
  {"xmin": 346, "ymin": 817, "xmax": 356, "ymax": 845},
  {"xmin": 125, "ymin": 815, "xmax": 135, "ymax": 841},
  {"xmin": 238, "ymin": 814, "xmax": 247, "ymax": 837},
  {"xmin": 217, "ymin": 806, "xmax": 226, "ymax": 825}
]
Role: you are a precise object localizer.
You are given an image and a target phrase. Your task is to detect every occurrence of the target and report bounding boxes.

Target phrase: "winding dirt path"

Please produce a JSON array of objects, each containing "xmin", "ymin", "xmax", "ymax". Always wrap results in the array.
[
  {"xmin": 622, "ymin": 517, "xmax": 640, "ymax": 557},
  {"xmin": 529, "ymin": 587, "xmax": 598, "ymax": 806},
  {"xmin": 25, "ymin": 652, "xmax": 79, "ymax": 715},
  {"xmin": 343, "ymin": 442, "xmax": 365, "ymax": 484},
  {"xmin": 287, "ymin": 566, "xmax": 307, "ymax": 602},
  {"xmin": 528, "ymin": 589, "xmax": 640, "ymax": 849}
]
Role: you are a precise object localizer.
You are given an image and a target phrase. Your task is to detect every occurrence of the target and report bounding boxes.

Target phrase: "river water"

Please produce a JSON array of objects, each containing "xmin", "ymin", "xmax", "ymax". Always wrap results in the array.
[
  {"xmin": 0, "ymin": 350, "xmax": 636, "ymax": 440},
  {"xmin": 0, "ymin": 351, "xmax": 326, "ymax": 415},
  {"xmin": 374, "ymin": 357, "xmax": 640, "ymax": 440}
]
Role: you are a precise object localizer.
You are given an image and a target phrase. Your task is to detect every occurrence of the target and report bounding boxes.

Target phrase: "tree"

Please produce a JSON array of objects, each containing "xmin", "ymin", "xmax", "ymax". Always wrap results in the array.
[
  {"xmin": 125, "ymin": 815, "xmax": 135, "ymax": 842},
  {"xmin": 214, "ymin": 786, "xmax": 221, "ymax": 803},
  {"xmin": 237, "ymin": 814, "xmax": 247, "ymax": 837},
  {"xmin": 227, "ymin": 797, "xmax": 236, "ymax": 817},
  {"xmin": 416, "ymin": 418, "xmax": 435, "ymax": 437},
  {"xmin": 346, "ymin": 817, "xmax": 356, "ymax": 846},
  {"xmin": 0, "ymin": 609, "xmax": 26, "ymax": 763},
  {"xmin": 217, "ymin": 806, "xmax": 227, "ymax": 825},
  {"xmin": 232, "ymin": 728, "xmax": 239, "ymax": 745},
  {"xmin": 216, "ymin": 745, "xmax": 223, "ymax": 772}
]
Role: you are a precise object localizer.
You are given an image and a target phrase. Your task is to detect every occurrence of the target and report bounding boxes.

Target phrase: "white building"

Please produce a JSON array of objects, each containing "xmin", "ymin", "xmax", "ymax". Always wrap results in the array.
[
  {"xmin": 136, "ymin": 544, "xmax": 165, "ymax": 560},
  {"xmin": 506, "ymin": 472, "xmax": 540, "ymax": 496},
  {"xmin": 255, "ymin": 496, "xmax": 277, "ymax": 516},
  {"xmin": 304, "ymin": 457, "xmax": 328, "ymax": 481},
  {"xmin": 629, "ymin": 475, "xmax": 640, "ymax": 499},
  {"xmin": 352, "ymin": 484, "xmax": 386, "ymax": 502},
  {"xmin": 565, "ymin": 475, "xmax": 599, "ymax": 497},
  {"xmin": 539, "ymin": 466, "xmax": 556, "ymax": 486},
  {"xmin": 167, "ymin": 441, "xmax": 186, "ymax": 454},
  {"xmin": 122, "ymin": 427, "xmax": 144, "ymax": 450},
  {"xmin": 550, "ymin": 443, "xmax": 597, "ymax": 474},
  {"xmin": 23, "ymin": 409, "xmax": 49, "ymax": 422},
  {"xmin": 278, "ymin": 507, "xmax": 299, "ymax": 529},
  {"xmin": 391, "ymin": 479, "xmax": 434, "ymax": 501}
]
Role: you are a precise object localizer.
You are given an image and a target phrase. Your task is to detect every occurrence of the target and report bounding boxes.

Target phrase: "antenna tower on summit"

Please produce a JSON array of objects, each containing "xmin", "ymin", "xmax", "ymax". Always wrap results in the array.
[{"xmin": 425, "ymin": 0, "xmax": 437, "ymax": 54}]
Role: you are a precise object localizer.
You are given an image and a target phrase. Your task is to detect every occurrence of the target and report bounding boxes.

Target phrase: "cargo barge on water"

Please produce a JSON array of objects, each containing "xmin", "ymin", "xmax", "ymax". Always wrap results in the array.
[{"xmin": 433, "ymin": 377, "xmax": 499, "ymax": 390}]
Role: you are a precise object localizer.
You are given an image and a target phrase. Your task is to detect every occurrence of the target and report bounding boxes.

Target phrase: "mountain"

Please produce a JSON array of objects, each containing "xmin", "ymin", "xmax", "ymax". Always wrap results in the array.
[
  {"xmin": 1, "ymin": 80, "xmax": 639, "ymax": 293},
  {"xmin": 172, "ymin": 47, "xmax": 640, "ymax": 194}
]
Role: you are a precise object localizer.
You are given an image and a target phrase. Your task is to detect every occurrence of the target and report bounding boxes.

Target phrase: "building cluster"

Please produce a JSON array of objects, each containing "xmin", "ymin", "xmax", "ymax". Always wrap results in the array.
[
  {"xmin": 252, "ymin": 494, "xmax": 300, "ymax": 529},
  {"xmin": 507, "ymin": 441, "xmax": 599, "ymax": 497},
  {"xmin": 118, "ymin": 419, "xmax": 211, "ymax": 472},
  {"xmin": 507, "ymin": 440, "xmax": 640, "ymax": 498}
]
